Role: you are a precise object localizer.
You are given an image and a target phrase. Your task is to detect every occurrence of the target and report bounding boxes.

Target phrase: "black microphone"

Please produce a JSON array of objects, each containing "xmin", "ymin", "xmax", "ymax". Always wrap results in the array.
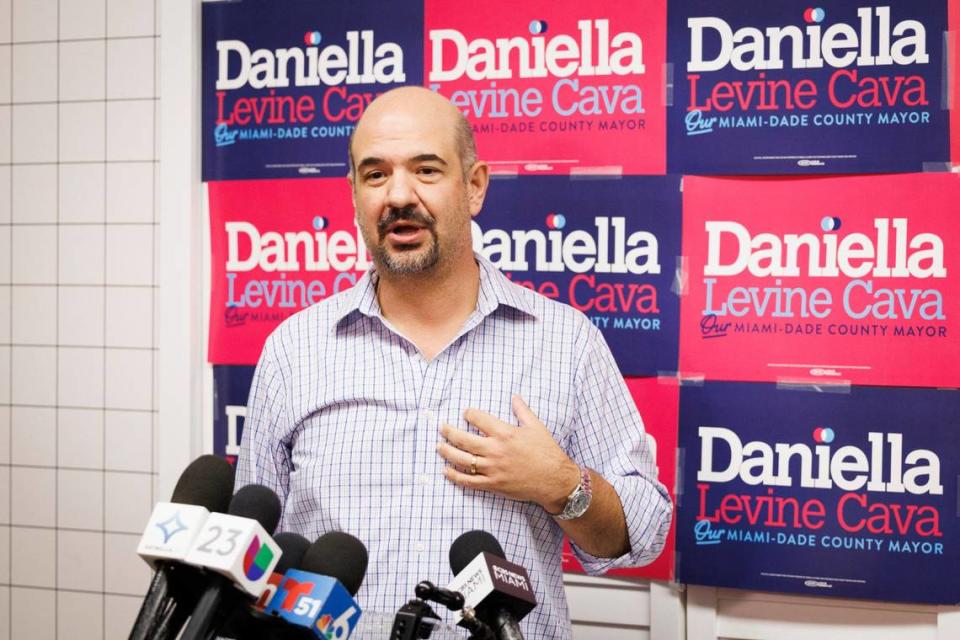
[
  {"xmin": 129, "ymin": 454, "xmax": 235, "ymax": 640},
  {"xmin": 218, "ymin": 531, "xmax": 312, "ymax": 640},
  {"xmin": 179, "ymin": 484, "xmax": 283, "ymax": 640},
  {"xmin": 448, "ymin": 531, "xmax": 537, "ymax": 640}
]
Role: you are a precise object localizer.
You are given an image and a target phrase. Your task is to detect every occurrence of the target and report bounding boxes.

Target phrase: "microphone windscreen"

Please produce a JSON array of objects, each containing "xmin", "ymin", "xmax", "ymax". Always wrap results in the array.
[
  {"xmin": 449, "ymin": 530, "xmax": 506, "ymax": 575},
  {"xmin": 170, "ymin": 454, "xmax": 235, "ymax": 513},
  {"xmin": 300, "ymin": 531, "xmax": 369, "ymax": 597},
  {"xmin": 229, "ymin": 484, "xmax": 282, "ymax": 534},
  {"xmin": 273, "ymin": 532, "xmax": 310, "ymax": 574}
]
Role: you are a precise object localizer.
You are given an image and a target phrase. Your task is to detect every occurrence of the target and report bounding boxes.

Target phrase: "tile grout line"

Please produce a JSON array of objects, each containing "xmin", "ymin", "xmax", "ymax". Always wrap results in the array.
[
  {"xmin": 54, "ymin": 0, "xmax": 61, "ymax": 633},
  {"xmin": 102, "ymin": 1, "xmax": 109, "ymax": 630},
  {"xmin": 6, "ymin": 0, "xmax": 11, "ymax": 635}
]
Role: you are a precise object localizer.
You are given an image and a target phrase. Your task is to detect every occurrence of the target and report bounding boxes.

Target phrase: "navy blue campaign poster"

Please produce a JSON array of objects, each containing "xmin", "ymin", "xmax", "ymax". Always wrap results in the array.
[
  {"xmin": 213, "ymin": 365, "xmax": 256, "ymax": 463},
  {"xmin": 667, "ymin": 0, "xmax": 950, "ymax": 174},
  {"xmin": 676, "ymin": 382, "xmax": 960, "ymax": 604},
  {"xmin": 202, "ymin": 0, "xmax": 424, "ymax": 181},
  {"xmin": 475, "ymin": 175, "xmax": 681, "ymax": 376}
]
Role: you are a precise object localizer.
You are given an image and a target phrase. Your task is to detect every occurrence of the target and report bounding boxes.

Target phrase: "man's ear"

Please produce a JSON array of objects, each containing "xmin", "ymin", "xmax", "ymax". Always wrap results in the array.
[{"xmin": 466, "ymin": 161, "xmax": 490, "ymax": 217}]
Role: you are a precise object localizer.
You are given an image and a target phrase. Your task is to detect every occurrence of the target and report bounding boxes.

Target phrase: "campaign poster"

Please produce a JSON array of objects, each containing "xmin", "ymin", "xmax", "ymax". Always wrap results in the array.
[
  {"xmin": 667, "ymin": 0, "xmax": 951, "ymax": 174},
  {"xmin": 952, "ymin": 0, "xmax": 960, "ymax": 166},
  {"xmin": 563, "ymin": 377, "xmax": 678, "ymax": 581},
  {"xmin": 208, "ymin": 178, "xmax": 365, "ymax": 364},
  {"xmin": 478, "ymin": 175, "xmax": 681, "ymax": 375},
  {"xmin": 679, "ymin": 173, "xmax": 960, "ymax": 388},
  {"xmin": 676, "ymin": 382, "xmax": 960, "ymax": 604},
  {"xmin": 425, "ymin": 0, "xmax": 667, "ymax": 175},
  {"xmin": 202, "ymin": 0, "xmax": 423, "ymax": 181},
  {"xmin": 213, "ymin": 365, "xmax": 257, "ymax": 464}
]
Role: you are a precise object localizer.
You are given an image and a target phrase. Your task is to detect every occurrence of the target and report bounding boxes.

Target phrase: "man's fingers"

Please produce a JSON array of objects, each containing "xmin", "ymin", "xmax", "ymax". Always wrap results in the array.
[
  {"xmin": 443, "ymin": 466, "xmax": 488, "ymax": 489},
  {"xmin": 511, "ymin": 395, "xmax": 543, "ymax": 429},
  {"xmin": 440, "ymin": 424, "xmax": 490, "ymax": 454},
  {"xmin": 463, "ymin": 408, "xmax": 509, "ymax": 436},
  {"xmin": 437, "ymin": 441, "xmax": 477, "ymax": 471}
]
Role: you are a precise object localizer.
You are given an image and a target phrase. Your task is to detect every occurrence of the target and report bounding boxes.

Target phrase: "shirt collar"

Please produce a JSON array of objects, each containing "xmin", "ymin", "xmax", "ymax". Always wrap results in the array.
[{"xmin": 333, "ymin": 253, "xmax": 539, "ymax": 329}]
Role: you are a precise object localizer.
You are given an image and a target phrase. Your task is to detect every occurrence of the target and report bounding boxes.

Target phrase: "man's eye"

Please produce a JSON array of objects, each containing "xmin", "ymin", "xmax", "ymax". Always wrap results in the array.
[
  {"xmin": 418, "ymin": 167, "xmax": 440, "ymax": 175},
  {"xmin": 365, "ymin": 171, "xmax": 385, "ymax": 181}
]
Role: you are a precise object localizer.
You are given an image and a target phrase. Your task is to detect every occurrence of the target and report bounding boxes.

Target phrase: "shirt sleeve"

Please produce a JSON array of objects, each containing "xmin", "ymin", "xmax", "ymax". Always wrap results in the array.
[
  {"xmin": 234, "ymin": 334, "xmax": 293, "ymax": 519},
  {"xmin": 565, "ymin": 325, "xmax": 673, "ymax": 574}
]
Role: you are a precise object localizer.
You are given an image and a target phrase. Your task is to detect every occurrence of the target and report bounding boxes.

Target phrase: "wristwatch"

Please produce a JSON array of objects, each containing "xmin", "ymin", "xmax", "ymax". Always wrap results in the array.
[{"xmin": 554, "ymin": 466, "xmax": 593, "ymax": 521}]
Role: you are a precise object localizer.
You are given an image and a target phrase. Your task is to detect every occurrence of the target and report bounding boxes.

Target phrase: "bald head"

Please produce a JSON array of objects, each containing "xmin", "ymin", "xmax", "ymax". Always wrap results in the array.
[{"xmin": 348, "ymin": 87, "xmax": 477, "ymax": 181}]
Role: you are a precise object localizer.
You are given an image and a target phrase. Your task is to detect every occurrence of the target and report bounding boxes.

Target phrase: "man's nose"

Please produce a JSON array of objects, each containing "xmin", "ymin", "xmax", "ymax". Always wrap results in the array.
[{"xmin": 385, "ymin": 171, "xmax": 419, "ymax": 210}]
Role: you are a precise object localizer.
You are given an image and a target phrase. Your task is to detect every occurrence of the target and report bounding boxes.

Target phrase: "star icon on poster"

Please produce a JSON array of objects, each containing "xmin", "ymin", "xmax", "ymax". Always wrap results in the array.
[{"xmin": 156, "ymin": 511, "xmax": 189, "ymax": 544}]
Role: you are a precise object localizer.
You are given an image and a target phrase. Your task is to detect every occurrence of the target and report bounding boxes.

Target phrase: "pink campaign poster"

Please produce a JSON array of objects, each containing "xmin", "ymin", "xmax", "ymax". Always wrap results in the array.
[
  {"xmin": 562, "ymin": 377, "xmax": 678, "ymax": 581},
  {"xmin": 424, "ymin": 0, "xmax": 666, "ymax": 175},
  {"xmin": 208, "ymin": 178, "xmax": 364, "ymax": 364},
  {"xmin": 952, "ymin": 0, "xmax": 960, "ymax": 167},
  {"xmin": 679, "ymin": 173, "xmax": 960, "ymax": 388}
]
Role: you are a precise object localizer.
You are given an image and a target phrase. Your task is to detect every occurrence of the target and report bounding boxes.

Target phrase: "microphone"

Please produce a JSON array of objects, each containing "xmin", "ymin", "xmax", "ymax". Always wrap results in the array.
[
  {"xmin": 129, "ymin": 454, "xmax": 235, "ymax": 640},
  {"xmin": 264, "ymin": 531, "xmax": 368, "ymax": 639},
  {"xmin": 255, "ymin": 532, "xmax": 311, "ymax": 609},
  {"xmin": 447, "ymin": 531, "xmax": 537, "ymax": 640},
  {"xmin": 218, "ymin": 531, "xmax": 313, "ymax": 640},
  {"xmin": 179, "ymin": 484, "xmax": 283, "ymax": 640}
]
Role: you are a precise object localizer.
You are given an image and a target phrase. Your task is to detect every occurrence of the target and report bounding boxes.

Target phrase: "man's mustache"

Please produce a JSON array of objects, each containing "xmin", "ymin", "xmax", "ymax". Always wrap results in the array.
[{"xmin": 377, "ymin": 207, "xmax": 436, "ymax": 239}]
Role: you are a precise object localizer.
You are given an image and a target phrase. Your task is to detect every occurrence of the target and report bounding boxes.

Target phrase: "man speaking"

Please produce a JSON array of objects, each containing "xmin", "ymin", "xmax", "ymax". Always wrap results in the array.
[{"xmin": 235, "ymin": 86, "xmax": 672, "ymax": 638}]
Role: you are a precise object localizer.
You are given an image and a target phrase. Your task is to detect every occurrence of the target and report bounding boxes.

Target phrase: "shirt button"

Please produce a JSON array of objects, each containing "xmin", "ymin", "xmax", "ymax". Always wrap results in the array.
[
  {"xmin": 418, "ymin": 474, "xmax": 430, "ymax": 486},
  {"xmin": 421, "ymin": 409, "xmax": 436, "ymax": 422},
  {"xmin": 415, "ymin": 542, "xmax": 426, "ymax": 552}
]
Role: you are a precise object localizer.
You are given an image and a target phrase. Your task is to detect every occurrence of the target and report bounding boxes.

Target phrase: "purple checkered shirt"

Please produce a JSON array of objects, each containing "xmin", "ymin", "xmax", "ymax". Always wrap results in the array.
[{"xmin": 235, "ymin": 254, "xmax": 672, "ymax": 639}]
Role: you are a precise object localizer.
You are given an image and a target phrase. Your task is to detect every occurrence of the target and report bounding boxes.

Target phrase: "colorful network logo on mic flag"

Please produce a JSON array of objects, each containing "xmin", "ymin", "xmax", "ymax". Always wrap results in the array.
[{"xmin": 243, "ymin": 536, "xmax": 275, "ymax": 581}]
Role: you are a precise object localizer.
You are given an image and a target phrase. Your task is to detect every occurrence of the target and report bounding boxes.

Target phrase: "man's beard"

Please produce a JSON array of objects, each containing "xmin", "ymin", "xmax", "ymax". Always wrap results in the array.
[{"xmin": 369, "ymin": 206, "xmax": 441, "ymax": 275}]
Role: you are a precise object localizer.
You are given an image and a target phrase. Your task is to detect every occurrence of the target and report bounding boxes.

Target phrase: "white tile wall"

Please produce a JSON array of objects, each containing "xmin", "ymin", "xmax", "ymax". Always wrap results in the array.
[
  {"xmin": 58, "ymin": 591, "xmax": 105, "ymax": 640},
  {"xmin": 107, "ymin": 0, "xmax": 154, "ymax": 38},
  {"xmin": 106, "ymin": 224, "xmax": 152, "ymax": 285},
  {"xmin": 103, "ymin": 532, "xmax": 149, "ymax": 595},
  {"xmin": 0, "ymin": 408, "xmax": 9, "ymax": 463},
  {"xmin": 105, "ymin": 287, "xmax": 151, "ymax": 348},
  {"xmin": 11, "ymin": 103, "xmax": 57, "ymax": 163},
  {"xmin": 104, "ymin": 471, "xmax": 151, "ymax": 532},
  {"xmin": 12, "ymin": 0, "xmax": 58, "ymax": 42},
  {"xmin": 11, "ymin": 406, "xmax": 57, "ymax": 466},
  {"xmin": 0, "ymin": 45, "xmax": 10, "ymax": 102},
  {"xmin": 59, "ymin": 163, "xmax": 105, "ymax": 222},
  {"xmin": 4, "ymin": 1, "xmax": 160, "ymax": 636},
  {"xmin": 11, "ymin": 285, "xmax": 57, "ymax": 344},
  {"xmin": 12, "ymin": 43, "xmax": 57, "ymax": 102},
  {"xmin": 60, "ymin": 40, "xmax": 106, "ymax": 101},
  {"xmin": 58, "ymin": 530, "xmax": 105, "ymax": 591},
  {"xmin": 58, "ymin": 469, "xmax": 103, "ymax": 529},
  {"xmin": 106, "ymin": 38, "xmax": 154, "ymax": 100},
  {"xmin": 106, "ymin": 162, "xmax": 152, "ymax": 223},
  {"xmin": 12, "ymin": 224, "xmax": 58, "ymax": 284},
  {"xmin": 10, "ymin": 528, "xmax": 56, "ymax": 587},
  {"xmin": 11, "ymin": 467, "xmax": 57, "ymax": 526},
  {"xmin": 104, "ymin": 410, "xmax": 150, "ymax": 471},
  {"xmin": 60, "ymin": 101, "xmax": 106, "ymax": 162},
  {"xmin": 105, "ymin": 348, "xmax": 151, "ymax": 410},
  {"xmin": 57, "ymin": 408, "xmax": 103, "ymax": 468},
  {"xmin": 12, "ymin": 163, "xmax": 58, "ymax": 223},
  {"xmin": 11, "ymin": 345, "xmax": 57, "ymax": 405},
  {"xmin": 0, "ymin": 165, "xmax": 10, "ymax": 222},
  {"xmin": 104, "ymin": 595, "xmax": 142, "ymax": 640},
  {"xmin": 58, "ymin": 285, "xmax": 105, "ymax": 346},
  {"xmin": 58, "ymin": 224, "xmax": 105, "ymax": 284},
  {"xmin": 12, "ymin": 587, "xmax": 56, "ymax": 640},
  {"xmin": 60, "ymin": 0, "xmax": 106, "ymax": 41},
  {"xmin": 106, "ymin": 99, "xmax": 154, "ymax": 161},
  {"xmin": 58, "ymin": 346, "xmax": 104, "ymax": 407}
]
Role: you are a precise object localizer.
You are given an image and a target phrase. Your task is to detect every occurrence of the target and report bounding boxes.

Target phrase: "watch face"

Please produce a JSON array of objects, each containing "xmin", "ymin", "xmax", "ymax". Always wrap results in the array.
[{"xmin": 567, "ymin": 491, "xmax": 591, "ymax": 518}]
